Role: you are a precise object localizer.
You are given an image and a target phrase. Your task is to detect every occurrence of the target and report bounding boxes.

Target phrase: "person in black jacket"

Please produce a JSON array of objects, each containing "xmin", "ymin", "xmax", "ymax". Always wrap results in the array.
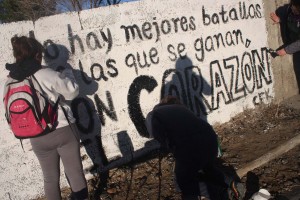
[
  {"xmin": 270, "ymin": 0, "xmax": 300, "ymax": 56},
  {"xmin": 145, "ymin": 96, "xmax": 244, "ymax": 200},
  {"xmin": 270, "ymin": 0, "xmax": 300, "ymax": 92}
]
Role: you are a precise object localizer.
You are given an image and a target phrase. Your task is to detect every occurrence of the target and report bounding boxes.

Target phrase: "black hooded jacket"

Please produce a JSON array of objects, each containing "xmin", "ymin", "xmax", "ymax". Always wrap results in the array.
[{"xmin": 146, "ymin": 104, "xmax": 218, "ymax": 166}]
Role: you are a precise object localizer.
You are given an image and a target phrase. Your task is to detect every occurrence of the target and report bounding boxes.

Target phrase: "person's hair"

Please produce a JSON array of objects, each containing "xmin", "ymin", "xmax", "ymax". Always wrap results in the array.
[
  {"xmin": 160, "ymin": 95, "xmax": 181, "ymax": 105},
  {"xmin": 11, "ymin": 36, "xmax": 44, "ymax": 63},
  {"xmin": 291, "ymin": 0, "xmax": 300, "ymax": 8}
]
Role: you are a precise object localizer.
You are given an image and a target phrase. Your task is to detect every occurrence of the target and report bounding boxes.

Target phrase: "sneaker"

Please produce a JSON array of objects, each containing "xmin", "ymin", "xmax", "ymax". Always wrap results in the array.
[{"xmin": 229, "ymin": 181, "xmax": 245, "ymax": 200}]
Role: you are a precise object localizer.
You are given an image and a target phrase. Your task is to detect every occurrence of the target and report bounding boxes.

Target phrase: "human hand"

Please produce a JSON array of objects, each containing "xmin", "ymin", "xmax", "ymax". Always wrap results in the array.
[
  {"xmin": 277, "ymin": 48, "xmax": 287, "ymax": 56},
  {"xmin": 270, "ymin": 12, "xmax": 280, "ymax": 24}
]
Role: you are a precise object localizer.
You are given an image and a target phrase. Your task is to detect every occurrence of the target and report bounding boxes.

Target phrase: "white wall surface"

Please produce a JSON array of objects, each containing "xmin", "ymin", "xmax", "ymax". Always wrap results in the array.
[{"xmin": 0, "ymin": 0, "xmax": 274, "ymax": 199}]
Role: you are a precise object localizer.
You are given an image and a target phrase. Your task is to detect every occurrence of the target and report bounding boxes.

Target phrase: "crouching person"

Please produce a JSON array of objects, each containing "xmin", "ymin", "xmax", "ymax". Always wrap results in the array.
[{"xmin": 145, "ymin": 96, "xmax": 244, "ymax": 200}]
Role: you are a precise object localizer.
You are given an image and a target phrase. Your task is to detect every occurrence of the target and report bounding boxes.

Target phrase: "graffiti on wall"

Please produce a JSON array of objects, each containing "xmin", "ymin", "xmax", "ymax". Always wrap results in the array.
[
  {"xmin": 31, "ymin": 0, "xmax": 273, "ymax": 168},
  {"xmin": 0, "ymin": 1, "xmax": 273, "ymax": 197}
]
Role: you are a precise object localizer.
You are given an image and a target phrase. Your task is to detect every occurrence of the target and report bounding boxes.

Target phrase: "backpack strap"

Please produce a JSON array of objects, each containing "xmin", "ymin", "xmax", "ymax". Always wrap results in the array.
[
  {"xmin": 60, "ymin": 105, "xmax": 80, "ymax": 142},
  {"xmin": 30, "ymin": 75, "xmax": 60, "ymax": 117},
  {"xmin": 28, "ymin": 75, "xmax": 60, "ymax": 129},
  {"xmin": 19, "ymin": 139, "xmax": 25, "ymax": 153},
  {"xmin": 27, "ymin": 77, "xmax": 44, "ymax": 119}
]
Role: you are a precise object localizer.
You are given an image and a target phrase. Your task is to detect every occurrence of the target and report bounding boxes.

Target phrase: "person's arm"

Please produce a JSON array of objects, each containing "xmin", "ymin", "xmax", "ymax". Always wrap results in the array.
[
  {"xmin": 146, "ymin": 111, "xmax": 165, "ymax": 142},
  {"xmin": 37, "ymin": 68, "xmax": 79, "ymax": 102},
  {"xmin": 145, "ymin": 110, "xmax": 170, "ymax": 149},
  {"xmin": 284, "ymin": 40, "xmax": 300, "ymax": 54},
  {"xmin": 276, "ymin": 40, "xmax": 300, "ymax": 56}
]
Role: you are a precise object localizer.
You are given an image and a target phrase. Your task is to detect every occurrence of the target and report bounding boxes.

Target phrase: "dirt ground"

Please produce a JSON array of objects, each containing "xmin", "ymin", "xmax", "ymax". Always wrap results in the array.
[{"xmin": 37, "ymin": 98, "xmax": 300, "ymax": 200}]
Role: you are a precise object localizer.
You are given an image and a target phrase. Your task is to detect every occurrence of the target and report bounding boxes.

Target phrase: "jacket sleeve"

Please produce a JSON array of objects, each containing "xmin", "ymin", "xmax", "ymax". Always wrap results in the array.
[
  {"xmin": 285, "ymin": 40, "xmax": 300, "ymax": 54},
  {"xmin": 35, "ymin": 67, "xmax": 79, "ymax": 102}
]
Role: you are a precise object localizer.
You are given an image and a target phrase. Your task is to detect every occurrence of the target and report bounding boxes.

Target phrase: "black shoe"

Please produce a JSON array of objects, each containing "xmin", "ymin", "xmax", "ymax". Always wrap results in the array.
[{"xmin": 67, "ymin": 188, "xmax": 89, "ymax": 200}]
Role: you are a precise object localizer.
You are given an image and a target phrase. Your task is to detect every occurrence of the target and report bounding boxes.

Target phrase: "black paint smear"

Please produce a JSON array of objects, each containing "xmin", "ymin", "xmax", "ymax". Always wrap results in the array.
[
  {"xmin": 210, "ymin": 60, "xmax": 231, "ymax": 110},
  {"xmin": 79, "ymin": 60, "xmax": 92, "ymax": 84},
  {"xmin": 101, "ymin": 29, "xmax": 113, "ymax": 54},
  {"xmin": 91, "ymin": 63, "xmax": 108, "ymax": 81},
  {"xmin": 252, "ymin": 48, "xmax": 272, "ymax": 89},
  {"xmin": 241, "ymin": 52, "xmax": 255, "ymax": 94},
  {"xmin": 94, "ymin": 91, "xmax": 118, "ymax": 126},
  {"xmin": 127, "ymin": 75, "xmax": 158, "ymax": 137},
  {"xmin": 86, "ymin": 32, "xmax": 102, "ymax": 50},
  {"xmin": 68, "ymin": 24, "xmax": 84, "ymax": 54},
  {"xmin": 106, "ymin": 59, "xmax": 118, "ymax": 78},
  {"xmin": 223, "ymin": 56, "xmax": 246, "ymax": 102}
]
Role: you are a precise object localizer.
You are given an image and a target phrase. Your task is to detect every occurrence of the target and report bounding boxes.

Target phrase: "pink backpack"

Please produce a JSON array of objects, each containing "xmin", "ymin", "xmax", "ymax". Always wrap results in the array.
[{"xmin": 3, "ymin": 75, "xmax": 59, "ymax": 139}]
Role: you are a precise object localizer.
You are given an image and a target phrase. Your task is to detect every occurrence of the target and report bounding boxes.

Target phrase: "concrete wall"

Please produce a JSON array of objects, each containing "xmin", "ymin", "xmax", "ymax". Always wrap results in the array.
[{"xmin": 0, "ymin": 0, "xmax": 296, "ymax": 199}]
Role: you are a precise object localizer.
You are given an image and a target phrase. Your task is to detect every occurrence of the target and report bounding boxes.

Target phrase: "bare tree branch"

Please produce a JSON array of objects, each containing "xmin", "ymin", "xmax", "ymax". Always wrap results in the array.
[
  {"xmin": 0, "ymin": 0, "xmax": 122, "ymax": 23},
  {"xmin": 5, "ymin": 0, "xmax": 57, "ymax": 21},
  {"xmin": 107, "ymin": 0, "xmax": 121, "ymax": 5},
  {"xmin": 56, "ymin": 0, "xmax": 104, "ymax": 12}
]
